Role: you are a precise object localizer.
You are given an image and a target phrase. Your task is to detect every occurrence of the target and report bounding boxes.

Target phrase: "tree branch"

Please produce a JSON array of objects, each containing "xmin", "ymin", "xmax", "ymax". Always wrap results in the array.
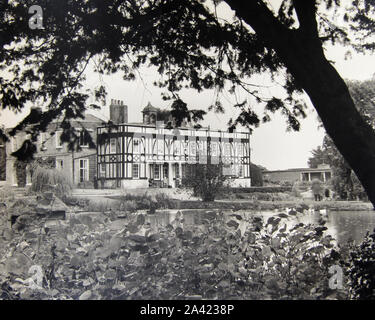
[
  {"xmin": 293, "ymin": 0, "xmax": 319, "ymax": 38},
  {"xmin": 224, "ymin": 0, "xmax": 289, "ymax": 48}
]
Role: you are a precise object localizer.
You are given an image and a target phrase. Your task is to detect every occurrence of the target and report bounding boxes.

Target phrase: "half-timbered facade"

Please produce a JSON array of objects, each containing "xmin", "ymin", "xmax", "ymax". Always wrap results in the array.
[{"xmin": 97, "ymin": 122, "xmax": 251, "ymax": 189}]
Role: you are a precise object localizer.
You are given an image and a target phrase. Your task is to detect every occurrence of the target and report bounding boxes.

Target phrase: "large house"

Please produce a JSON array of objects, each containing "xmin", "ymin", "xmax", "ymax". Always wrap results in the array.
[
  {"xmin": 97, "ymin": 101, "xmax": 251, "ymax": 189},
  {"xmin": 2, "ymin": 99, "xmax": 252, "ymax": 189}
]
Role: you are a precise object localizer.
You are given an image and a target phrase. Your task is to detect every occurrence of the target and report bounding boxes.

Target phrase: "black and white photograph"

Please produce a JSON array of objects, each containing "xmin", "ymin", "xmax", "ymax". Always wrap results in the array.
[{"xmin": 1, "ymin": 0, "xmax": 375, "ymax": 304}]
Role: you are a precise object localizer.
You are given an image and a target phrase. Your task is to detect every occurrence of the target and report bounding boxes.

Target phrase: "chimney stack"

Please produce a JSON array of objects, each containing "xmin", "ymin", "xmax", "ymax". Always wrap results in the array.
[{"xmin": 109, "ymin": 99, "xmax": 128, "ymax": 124}]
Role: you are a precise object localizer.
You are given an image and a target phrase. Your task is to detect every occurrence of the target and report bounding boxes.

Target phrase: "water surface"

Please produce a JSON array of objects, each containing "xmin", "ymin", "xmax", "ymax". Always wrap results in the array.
[{"xmin": 145, "ymin": 209, "xmax": 375, "ymax": 245}]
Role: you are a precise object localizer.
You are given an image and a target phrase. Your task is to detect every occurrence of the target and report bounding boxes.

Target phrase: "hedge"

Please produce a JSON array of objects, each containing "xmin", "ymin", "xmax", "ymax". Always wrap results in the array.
[{"xmin": 231, "ymin": 186, "xmax": 292, "ymax": 193}]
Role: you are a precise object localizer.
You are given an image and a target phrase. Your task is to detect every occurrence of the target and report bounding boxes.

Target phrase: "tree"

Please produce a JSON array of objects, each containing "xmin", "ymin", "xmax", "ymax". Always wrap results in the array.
[
  {"xmin": 308, "ymin": 146, "xmax": 329, "ymax": 169},
  {"xmin": 183, "ymin": 164, "xmax": 227, "ymax": 201},
  {"xmin": 3, "ymin": 1, "xmax": 375, "ymax": 206},
  {"xmin": 250, "ymin": 163, "xmax": 264, "ymax": 187},
  {"xmin": 309, "ymin": 79, "xmax": 375, "ymax": 200}
]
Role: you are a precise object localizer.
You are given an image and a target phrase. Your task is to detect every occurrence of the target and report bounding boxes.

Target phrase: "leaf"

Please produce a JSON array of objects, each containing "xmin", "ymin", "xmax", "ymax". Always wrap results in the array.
[{"xmin": 226, "ymin": 220, "xmax": 239, "ymax": 229}]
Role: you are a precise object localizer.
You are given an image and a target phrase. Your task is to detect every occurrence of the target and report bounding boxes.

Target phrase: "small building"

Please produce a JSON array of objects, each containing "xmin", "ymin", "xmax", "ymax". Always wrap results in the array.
[{"xmin": 263, "ymin": 164, "xmax": 332, "ymax": 184}]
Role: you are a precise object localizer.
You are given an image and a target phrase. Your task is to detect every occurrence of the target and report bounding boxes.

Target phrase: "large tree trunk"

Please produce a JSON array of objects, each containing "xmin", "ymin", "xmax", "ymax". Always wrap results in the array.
[
  {"xmin": 281, "ymin": 36, "xmax": 375, "ymax": 209},
  {"xmin": 226, "ymin": 0, "xmax": 375, "ymax": 208},
  {"xmin": 273, "ymin": 31, "xmax": 375, "ymax": 208}
]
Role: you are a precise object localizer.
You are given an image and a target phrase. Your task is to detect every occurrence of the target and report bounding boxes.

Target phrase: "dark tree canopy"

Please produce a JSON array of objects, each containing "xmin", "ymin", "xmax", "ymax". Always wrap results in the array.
[
  {"xmin": 3, "ymin": 0, "xmax": 375, "ymax": 206},
  {"xmin": 308, "ymin": 146, "xmax": 330, "ymax": 168}
]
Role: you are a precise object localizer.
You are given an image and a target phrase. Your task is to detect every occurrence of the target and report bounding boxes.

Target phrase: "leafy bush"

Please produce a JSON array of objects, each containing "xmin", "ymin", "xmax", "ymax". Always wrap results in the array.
[
  {"xmin": 348, "ymin": 230, "xmax": 375, "ymax": 299},
  {"xmin": 232, "ymin": 186, "xmax": 292, "ymax": 193},
  {"xmin": 0, "ymin": 186, "xmax": 15, "ymax": 203},
  {"xmin": 155, "ymin": 193, "xmax": 173, "ymax": 209},
  {"xmin": 0, "ymin": 208, "xmax": 346, "ymax": 300},
  {"xmin": 250, "ymin": 163, "xmax": 264, "ymax": 186},
  {"xmin": 14, "ymin": 160, "xmax": 27, "ymax": 187},
  {"xmin": 31, "ymin": 166, "xmax": 72, "ymax": 197},
  {"xmin": 183, "ymin": 164, "xmax": 227, "ymax": 202}
]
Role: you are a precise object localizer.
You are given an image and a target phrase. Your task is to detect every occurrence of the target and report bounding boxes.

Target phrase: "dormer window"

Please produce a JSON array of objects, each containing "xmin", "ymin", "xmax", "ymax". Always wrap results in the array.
[{"xmin": 79, "ymin": 130, "xmax": 90, "ymax": 147}]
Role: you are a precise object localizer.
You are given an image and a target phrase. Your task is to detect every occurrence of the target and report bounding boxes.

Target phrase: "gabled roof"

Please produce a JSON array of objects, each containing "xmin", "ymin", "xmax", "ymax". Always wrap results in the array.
[{"xmin": 52, "ymin": 112, "xmax": 106, "ymax": 124}]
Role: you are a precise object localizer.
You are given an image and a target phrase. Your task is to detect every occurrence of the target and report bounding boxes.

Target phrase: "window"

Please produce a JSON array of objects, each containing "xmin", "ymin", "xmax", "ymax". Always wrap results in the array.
[
  {"xmin": 237, "ymin": 144, "xmax": 243, "ymax": 156},
  {"xmin": 210, "ymin": 142, "xmax": 218, "ymax": 156},
  {"xmin": 99, "ymin": 163, "xmax": 106, "ymax": 178},
  {"xmin": 175, "ymin": 164, "xmax": 180, "ymax": 178},
  {"xmin": 225, "ymin": 143, "xmax": 231, "ymax": 156},
  {"xmin": 157, "ymin": 138, "xmax": 164, "ymax": 154},
  {"xmin": 56, "ymin": 159, "xmax": 64, "ymax": 170},
  {"xmin": 79, "ymin": 159, "xmax": 89, "ymax": 182},
  {"xmin": 154, "ymin": 164, "xmax": 160, "ymax": 180},
  {"xmin": 132, "ymin": 163, "xmax": 139, "ymax": 178},
  {"xmin": 190, "ymin": 141, "xmax": 196, "ymax": 155},
  {"xmin": 133, "ymin": 138, "xmax": 140, "ymax": 153},
  {"xmin": 173, "ymin": 141, "xmax": 180, "ymax": 155},
  {"xmin": 181, "ymin": 164, "xmax": 186, "ymax": 178},
  {"xmin": 238, "ymin": 165, "xmax": 244, "ymax": 177},
  {"xmin": 56, "ymin": 131, "xmax": 62, "ymax": 148},
  {"xmin": 110, "ymin": 138, "xmax": 116, "ymax": 154},
  {"xmin": 79, "ymin": 130, "xmax": 89, "ymax": 147},
  {"xmin": 197, "ymin": 141, "xmax": 206, "ymax": 155}
]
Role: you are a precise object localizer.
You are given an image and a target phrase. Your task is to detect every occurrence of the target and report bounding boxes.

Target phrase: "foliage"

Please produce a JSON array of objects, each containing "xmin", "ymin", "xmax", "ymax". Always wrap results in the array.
[
  {"xmin": 31, "ymin": 166, "xmax": 72, "ymax": 198},
  {"xmin": 0, "ymin": 141, "xmax": 5, "ymax": 181},
  {"xmin": 291, "ymin": 181, "xmax": 312, "ymax": 196},
  {"xmin": 0, "ymin": 205, "xmax": 349, "ymax": 300},
  {"xmin": 348, "ymin": 230, "xmax": 375, "ymax": 300},
  {"xmin": 184, "ymin": 164, "xmax": 227, "ymax": 202},
  {"xmin": 3, "ymin": 0, "xmax": 375, "ymax": 205},
  {"xmin": 309, "ymin": 78, "xmax": 375, "ymax": 200},
  {"xmin": 0, "ymin": 186, "xmax": 15, "ymax": 204},
  {"xmin": 236, "ymin": 192, "xmax": 292, "ymax": 201},
  {"xmin": 308, "ymin": 146, "xmax": 330, "ymax": 169},
  {"xmin": 232, "ymin": 186, "xmax": 292, "ymax": 193},
  {"xmin": 0, "ymin": 1, "xmax": 364, "ymax": 150},
  {"xmin": 250, "ymin": 163, "xmax": 264, "ymax": 187},
  {"xmin": 13, "ymin": 160, "xmax": 28, "ymax": 187},
  {"xmin": 118, "ymin": 192, "xmax": 173, "ymax": 211}
]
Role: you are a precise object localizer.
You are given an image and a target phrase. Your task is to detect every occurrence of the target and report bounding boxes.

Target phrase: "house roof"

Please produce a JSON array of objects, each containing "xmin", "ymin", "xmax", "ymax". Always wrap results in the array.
[
  {"xmin": 142, "ymin": 102, "xmax": 158, "ymax": 113},
  {"xmin": 264, "ymin": 167, "xmax": 332, "ymax": 174},
  {"xmin": 52, "ymin": 112, "xmax": 106, "ymax": 124}
]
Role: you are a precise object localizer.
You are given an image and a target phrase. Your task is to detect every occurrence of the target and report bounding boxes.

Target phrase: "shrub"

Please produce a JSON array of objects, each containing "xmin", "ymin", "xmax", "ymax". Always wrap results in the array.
[
  {"xmin": 184, "ymin": 164, "xmax": 227, "ymax": 202},
  {"xmin": 0, "ymin": 186, "xmax": 15, "ymax": 203},
  {"xmin": 0, "ymin": 205, "xmax": 352, "ymax": 300},
  {"xmin": 155, "ymin": 193, "xmax": 173, "ymax": 209},
  {"xmin": 348, "ymin": 230, "xmax": 375, "ymax": 299},
  {"xmin": 14, "ymin": 160, "xmax": 27, "ymax": 187},
  {"xmin": 232, "ymin": 186, "xmax": 292, "ymax": 193},
  {"xmin": 31, "ymin": 166, "xmax": 72, "ymax": 198}
]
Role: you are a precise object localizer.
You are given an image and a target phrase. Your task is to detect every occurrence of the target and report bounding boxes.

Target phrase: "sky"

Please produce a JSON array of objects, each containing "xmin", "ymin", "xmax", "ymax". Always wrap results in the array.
[{"xmin": 1, "ymin": 1, "xmax": 375, "ymax": 170}]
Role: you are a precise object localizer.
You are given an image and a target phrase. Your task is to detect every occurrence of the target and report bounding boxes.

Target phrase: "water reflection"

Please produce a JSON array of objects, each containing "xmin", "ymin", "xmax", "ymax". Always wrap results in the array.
[
  {"xmin": 145, "ymin": 209, "xmax": 375, "ymax": 245},
  {"xmin": 327, "ymin": 211, "xmax": 375, "ymax": 244}
]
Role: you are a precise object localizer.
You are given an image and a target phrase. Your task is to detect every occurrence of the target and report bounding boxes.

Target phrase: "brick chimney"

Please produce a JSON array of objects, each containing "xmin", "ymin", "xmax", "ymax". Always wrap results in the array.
[{"xmin": 109, "ymin": 99, "xmax": 128, "ymax": 124}]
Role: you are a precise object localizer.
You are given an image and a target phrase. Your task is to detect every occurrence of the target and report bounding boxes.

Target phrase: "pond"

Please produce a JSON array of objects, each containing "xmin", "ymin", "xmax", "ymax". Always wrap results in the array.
[{"xmin": 145, "ymin": 209, "xmax": 375, "ymax": 245}]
